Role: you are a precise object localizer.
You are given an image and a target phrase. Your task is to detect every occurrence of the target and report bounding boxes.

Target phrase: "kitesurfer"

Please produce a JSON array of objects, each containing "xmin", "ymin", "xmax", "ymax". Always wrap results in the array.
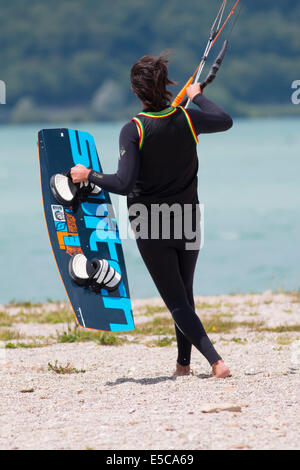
[{"xmin": 70, "ymin": 54, "xmax": 232, "ymax": 378}]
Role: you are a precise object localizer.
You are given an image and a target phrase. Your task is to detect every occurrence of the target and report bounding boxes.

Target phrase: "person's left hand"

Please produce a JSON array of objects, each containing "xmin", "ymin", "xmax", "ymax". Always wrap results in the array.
[{"xmin": 70, "ymin": 164, "xmax": 91, "ymax": 183}]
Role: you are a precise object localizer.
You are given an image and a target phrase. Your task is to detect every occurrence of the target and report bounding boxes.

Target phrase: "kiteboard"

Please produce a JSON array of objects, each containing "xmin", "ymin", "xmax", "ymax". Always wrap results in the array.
[{"xmin": 38, "ymin": 128, "xmax": 134, "ymax": 332}]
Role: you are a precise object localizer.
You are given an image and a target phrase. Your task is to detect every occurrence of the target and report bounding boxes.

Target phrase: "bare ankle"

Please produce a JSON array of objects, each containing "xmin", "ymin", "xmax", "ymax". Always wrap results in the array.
[
  {"xmin": 212, "ymin": 360, "xmax": 230, "ymax": 378},
  {"xmin": 173, "ymin": 363, "xmax": 191, "ymax": 376}
]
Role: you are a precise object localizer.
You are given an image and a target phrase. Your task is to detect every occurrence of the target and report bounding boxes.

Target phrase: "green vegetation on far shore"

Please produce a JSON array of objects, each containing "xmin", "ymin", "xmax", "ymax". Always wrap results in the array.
[{"xmin": 1, "ymin": 0, "xmax": 300, "ymax": 123}]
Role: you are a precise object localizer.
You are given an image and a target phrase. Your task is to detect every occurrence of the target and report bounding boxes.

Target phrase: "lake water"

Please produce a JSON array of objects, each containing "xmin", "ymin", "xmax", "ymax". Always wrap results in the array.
[{"xmin": 0, "ymin": 118, "xmax": 299, "ymax": 303}]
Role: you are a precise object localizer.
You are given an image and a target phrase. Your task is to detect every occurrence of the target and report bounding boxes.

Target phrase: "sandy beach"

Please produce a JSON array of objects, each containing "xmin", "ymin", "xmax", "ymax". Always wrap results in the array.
[{"xmin": 0, "ymin": 290, "xmax": 299, "ymax": 450}]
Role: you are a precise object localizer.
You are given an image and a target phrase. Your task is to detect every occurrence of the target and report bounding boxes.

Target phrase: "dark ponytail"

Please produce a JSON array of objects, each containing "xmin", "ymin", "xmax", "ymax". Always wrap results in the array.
[{"xmin": 130, "ymin": 53, "xmax": 176, "ymax": 111}]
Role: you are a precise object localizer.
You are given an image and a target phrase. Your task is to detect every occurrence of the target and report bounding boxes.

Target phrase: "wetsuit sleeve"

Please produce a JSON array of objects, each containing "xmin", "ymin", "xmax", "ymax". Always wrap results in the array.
[
  {"xmin": 88, "ymin": 121, "xmax": 140, "ymax": 196},
  {"xmin": 186, "ymin": 93, "xmax": 233, "ymax": 135}
]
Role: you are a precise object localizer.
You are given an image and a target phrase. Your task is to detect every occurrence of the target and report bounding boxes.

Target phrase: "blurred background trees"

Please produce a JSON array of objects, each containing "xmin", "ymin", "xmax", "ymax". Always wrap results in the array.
[{"xmin": 1, "ymin": 0, "xmax": 300, "ymax": 122}]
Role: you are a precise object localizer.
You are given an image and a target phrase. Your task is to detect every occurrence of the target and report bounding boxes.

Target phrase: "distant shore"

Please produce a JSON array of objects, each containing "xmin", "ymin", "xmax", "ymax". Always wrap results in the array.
[{"xmin": 0, "ymin": 290, "xmax": 299, "ymax": 450}]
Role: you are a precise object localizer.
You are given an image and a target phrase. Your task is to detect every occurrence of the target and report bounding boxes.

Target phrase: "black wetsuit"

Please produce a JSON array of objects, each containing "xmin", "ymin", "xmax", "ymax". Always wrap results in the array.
[{"xmin": 89, "ymin": 93, "xmax": 233, "ymax": 366}]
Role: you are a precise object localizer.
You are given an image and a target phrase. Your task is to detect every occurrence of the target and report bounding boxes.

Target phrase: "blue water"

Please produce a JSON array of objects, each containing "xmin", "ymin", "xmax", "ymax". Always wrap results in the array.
[{"xmin": 0, "ymin": 118, "xmax": 299, "ymax": 303}]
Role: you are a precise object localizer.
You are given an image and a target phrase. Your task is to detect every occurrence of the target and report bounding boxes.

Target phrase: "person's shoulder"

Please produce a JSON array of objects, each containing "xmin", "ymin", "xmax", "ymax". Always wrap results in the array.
[
  {"xmin": 121, "ymin": 119, "xmax": 137, "ymax": 132},
  {"xmin": 120, "ymin": 119, "xmax": 139, "ymax": 141}
]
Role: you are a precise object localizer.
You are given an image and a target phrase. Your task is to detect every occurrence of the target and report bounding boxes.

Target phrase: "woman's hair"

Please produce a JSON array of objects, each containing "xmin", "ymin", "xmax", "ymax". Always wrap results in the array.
[{"xmin": 130, "ymin": 53, "xmax": 176, "ymax": 111}]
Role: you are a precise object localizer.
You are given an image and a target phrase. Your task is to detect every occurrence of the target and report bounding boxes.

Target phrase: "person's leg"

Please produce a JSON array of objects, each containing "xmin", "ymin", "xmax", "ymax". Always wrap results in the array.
[
  {"xmin": 174, "ymin": 249, "xmax": 198, "ymax": 368},
  {"xmin": 176, "ymin": 245, "xmax": 230, "ymax": 377},
  {"xmin": 174, "ymin": 203, "xmax": 199, "ymax": 369},
  {"xmin": 136, "ymin": 238, "xmax": 222, "ymax": 366},
  {"xmin": 174, "ymin": 325, "xmax": 192, "ymax": 366}
]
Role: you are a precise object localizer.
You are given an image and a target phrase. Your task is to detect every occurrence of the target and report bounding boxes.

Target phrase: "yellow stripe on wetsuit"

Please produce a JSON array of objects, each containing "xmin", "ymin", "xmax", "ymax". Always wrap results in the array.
[
  {"xmin": 178, "ymin": 106, "xmax": 199, "ymax": 144},
  {"xmin": 138, "ymin": 107, "xmax": 178, "ymax": 119},
  {"xmin": 132, "ymin": 117, "xmax": 145, "ymax": 150}
]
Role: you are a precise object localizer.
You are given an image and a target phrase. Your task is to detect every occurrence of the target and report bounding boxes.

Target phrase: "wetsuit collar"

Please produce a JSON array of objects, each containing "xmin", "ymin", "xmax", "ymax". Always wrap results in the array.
[{"xmin": 139, "ymin": 107, "xmax": 177, "ymax": 118}]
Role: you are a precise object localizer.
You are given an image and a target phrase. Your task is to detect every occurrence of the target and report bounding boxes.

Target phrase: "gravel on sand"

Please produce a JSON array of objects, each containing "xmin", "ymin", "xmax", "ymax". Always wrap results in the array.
[{"xmin": 0, "ymin": 291, "xmax": 299, "ymax": 450}]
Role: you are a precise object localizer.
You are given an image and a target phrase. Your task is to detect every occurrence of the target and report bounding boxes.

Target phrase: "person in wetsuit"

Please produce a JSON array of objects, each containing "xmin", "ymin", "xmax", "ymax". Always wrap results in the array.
[{"xmin": 70, "ymin": 54, "xmax": 232, "ymax": 378}]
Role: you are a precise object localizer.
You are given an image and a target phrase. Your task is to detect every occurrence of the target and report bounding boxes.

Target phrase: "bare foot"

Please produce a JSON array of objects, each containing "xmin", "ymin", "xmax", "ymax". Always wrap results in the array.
[
  {"xmin": 172, "ymin": 363, "xmax": 191, "ymax": 376},
  {"xmin": 212, "ymin": 360, "xmax": 230, "ymax": 378}
]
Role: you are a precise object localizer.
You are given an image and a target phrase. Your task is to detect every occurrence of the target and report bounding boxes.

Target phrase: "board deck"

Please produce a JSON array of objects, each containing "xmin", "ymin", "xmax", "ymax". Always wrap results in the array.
[{"xmin": 38, "ymin": 128, "xmax": 134, "ymax": 332}]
